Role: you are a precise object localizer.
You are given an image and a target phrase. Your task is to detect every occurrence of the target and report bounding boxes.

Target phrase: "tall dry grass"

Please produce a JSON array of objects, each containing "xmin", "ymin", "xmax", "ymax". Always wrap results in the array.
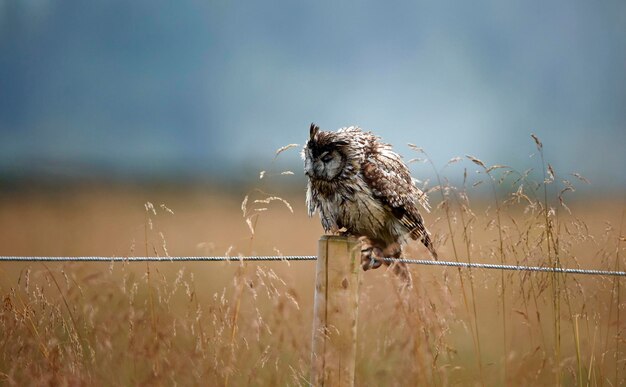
[{"xmin": 0, "ymin": 135, "xmax": 624, "ymax": 385}]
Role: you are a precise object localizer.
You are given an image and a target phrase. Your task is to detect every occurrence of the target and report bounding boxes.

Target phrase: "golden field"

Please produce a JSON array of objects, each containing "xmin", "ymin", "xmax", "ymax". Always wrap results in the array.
[{"xmin": 0, "ymin": 176, "xmax": 624, "ymax": 385}]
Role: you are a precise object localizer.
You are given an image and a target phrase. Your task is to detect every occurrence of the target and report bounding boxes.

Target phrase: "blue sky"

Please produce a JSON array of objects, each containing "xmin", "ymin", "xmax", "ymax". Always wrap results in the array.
[{"xmin": 1, "ymin": 0, "xmax": 625, "ymax": 187}]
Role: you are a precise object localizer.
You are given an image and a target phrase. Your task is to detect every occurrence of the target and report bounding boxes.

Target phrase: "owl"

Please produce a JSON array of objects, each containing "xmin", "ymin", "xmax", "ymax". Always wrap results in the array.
[{"xmin": 303, "ymin": 123, "xmax": 437, "ymax": 284}]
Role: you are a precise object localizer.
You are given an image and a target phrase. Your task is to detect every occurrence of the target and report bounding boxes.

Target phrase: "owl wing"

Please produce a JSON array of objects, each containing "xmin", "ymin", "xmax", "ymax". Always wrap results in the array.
[{"xmin": 362, "ymin": 145, "xmax": 438, "ymax": 259}]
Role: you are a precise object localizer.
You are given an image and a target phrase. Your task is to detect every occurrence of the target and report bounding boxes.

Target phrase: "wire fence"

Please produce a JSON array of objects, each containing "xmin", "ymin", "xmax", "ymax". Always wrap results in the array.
[{"xmin": 1, "ymin": 256, "xmax": 624, "ymax": 277}]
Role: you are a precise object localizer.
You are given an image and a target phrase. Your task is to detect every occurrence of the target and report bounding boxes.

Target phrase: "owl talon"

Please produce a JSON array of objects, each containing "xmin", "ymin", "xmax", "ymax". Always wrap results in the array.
[
  {"xmin": 361, "ymin": 245, "xmax": 384, "ymax": 271},
  {"xmin": 360, "ymin": 247, "xmax": 372, "ymax": 271},
  {"xmin": 369, "ymin": 257, "xmax": 383, "ymax": 269},
  {"xmin": 362, "ymin": 259, "xmax": 376, "ymax": 271}
]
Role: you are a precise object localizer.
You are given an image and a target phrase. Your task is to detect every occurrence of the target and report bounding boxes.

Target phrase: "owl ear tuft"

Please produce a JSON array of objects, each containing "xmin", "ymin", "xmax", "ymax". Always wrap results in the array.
[{"xmin": 310, "ymin": 123, "xmax": 320, "ymax": 139}]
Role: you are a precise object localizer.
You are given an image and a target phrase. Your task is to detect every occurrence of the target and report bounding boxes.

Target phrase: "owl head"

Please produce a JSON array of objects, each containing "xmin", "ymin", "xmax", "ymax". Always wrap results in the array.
[{"xmin": 302, "ymin": 123, "xmax": 350, "ymax": 181}]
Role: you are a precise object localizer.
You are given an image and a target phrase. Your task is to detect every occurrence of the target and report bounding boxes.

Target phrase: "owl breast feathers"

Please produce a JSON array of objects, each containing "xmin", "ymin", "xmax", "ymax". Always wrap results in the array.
[{"xmin": 302, "ymin": 123, "xmax": 437, "ymax": 262}]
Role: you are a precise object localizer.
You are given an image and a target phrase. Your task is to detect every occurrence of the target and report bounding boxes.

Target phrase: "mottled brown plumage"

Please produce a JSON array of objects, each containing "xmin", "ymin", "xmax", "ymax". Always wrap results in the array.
[{"xmin": 303, "ymin": 123, "xmax": 437, "ymax": 285}]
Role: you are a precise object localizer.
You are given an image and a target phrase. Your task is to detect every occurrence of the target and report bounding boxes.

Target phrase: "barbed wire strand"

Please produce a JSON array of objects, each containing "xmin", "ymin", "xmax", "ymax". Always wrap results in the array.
[{"xmin": 0, "ymin": 256, "xmax": 624, "ymax": 277}]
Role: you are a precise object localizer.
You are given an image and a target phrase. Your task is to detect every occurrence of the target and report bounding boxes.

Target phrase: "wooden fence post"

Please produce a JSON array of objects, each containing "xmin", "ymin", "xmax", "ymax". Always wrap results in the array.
[{"xmin": 311, "ymin": 235, "xmax": 361, "ymax": 387}]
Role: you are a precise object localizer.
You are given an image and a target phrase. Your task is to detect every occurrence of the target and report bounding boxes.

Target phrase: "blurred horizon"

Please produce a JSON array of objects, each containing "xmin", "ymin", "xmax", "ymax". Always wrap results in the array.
[{"xmin": 1, "ymin": 0, "xmax": 625, "ymax": 191}]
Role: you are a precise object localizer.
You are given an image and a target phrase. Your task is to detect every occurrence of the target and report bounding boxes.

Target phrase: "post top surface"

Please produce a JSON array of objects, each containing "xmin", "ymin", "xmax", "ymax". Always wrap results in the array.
[{"xmin": 319, "ymin": 234, "xmax": 359, "ymax": 243}]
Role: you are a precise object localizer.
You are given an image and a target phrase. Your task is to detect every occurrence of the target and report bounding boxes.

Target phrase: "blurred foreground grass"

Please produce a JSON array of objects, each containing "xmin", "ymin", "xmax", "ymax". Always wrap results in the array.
[{"xmin": 0, "ymin": 181, "xmax": 624, "ymax": 385}]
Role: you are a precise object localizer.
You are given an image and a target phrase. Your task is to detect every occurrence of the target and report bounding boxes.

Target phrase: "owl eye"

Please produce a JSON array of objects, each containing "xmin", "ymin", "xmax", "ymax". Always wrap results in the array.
[{"xmin": 320, "ymin": 152, "xmax": 333, "ymax": 163}]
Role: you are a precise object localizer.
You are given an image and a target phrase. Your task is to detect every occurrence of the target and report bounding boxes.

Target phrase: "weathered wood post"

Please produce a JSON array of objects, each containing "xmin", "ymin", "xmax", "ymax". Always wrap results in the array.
[{"xmin": 311, "ymin": 235, "xmax": 361, "ymax": 386}]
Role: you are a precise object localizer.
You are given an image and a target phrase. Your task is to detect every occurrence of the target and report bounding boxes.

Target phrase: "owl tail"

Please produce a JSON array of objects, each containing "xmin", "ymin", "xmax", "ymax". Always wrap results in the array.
[
  {"xmin": 408, "ymin": 222, "xmax": 438, "ymax": 260},
  {"xmin": 421, "ymin": 233, "xmax": 439, "ymax": 261}
]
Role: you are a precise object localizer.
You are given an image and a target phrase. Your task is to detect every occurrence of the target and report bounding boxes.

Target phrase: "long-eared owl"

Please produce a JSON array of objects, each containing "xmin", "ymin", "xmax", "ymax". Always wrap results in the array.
[{"xmin": 303, "ymin": 123, "xmax": 437, "ymax": 284}]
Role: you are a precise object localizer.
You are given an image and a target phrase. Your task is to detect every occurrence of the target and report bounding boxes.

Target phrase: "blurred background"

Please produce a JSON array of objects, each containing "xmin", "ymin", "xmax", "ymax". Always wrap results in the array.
[
  {"xmin": 1, "ymin": 0, "xmax": 625, "ymax": 185},
  {"xmin": 0, "ymin": 0, "xmax": 624, "ymax": 256}
]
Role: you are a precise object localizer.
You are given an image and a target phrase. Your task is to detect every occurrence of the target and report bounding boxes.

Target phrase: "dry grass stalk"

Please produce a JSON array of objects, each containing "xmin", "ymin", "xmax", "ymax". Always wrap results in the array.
[{"xmin": 0, "ymin": 136, "xmax": 623, "ymax": 385}]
